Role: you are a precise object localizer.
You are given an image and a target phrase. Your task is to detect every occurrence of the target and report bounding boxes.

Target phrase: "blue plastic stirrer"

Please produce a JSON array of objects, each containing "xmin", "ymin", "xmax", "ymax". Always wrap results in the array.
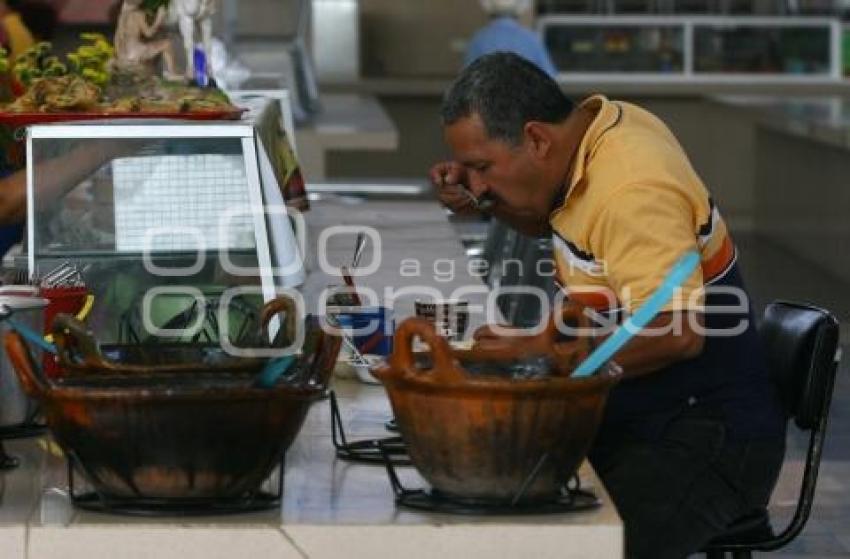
[{"xmin": 571, "ymin": 251, "xmax": 701, "ymax": 378}]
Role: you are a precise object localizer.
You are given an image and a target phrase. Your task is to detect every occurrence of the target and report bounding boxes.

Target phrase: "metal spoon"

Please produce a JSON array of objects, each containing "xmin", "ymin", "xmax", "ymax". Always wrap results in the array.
[
  {"xmin": 443, "ymin": 174, "xmax": 495, "ymax": 213},
  {"xmin": 351, "ymin": 232, "xmax": 366, "ymax": 269},
  {"xmin": 340, "ymin": 334, "xmax": 369, "ymax": 366}
]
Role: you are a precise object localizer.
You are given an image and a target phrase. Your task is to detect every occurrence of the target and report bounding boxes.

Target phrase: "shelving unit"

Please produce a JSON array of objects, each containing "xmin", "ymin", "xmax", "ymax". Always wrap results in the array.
[{"xmin": 538, "ymin": 15, "xmax": 843, "ymax": 82}]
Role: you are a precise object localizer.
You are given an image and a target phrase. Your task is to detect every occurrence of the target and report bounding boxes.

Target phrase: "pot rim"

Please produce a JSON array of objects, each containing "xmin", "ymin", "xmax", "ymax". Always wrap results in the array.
[
  {"xmin": 38, "ymin": 381, "xmax": 325, "ymax": 402},
  {"xmin": 373, "ymin": 363, "xmax": 619, "ymax": 396}
]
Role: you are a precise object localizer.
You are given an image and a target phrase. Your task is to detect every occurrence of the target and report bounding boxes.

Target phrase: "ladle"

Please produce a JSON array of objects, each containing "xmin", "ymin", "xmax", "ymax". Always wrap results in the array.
[{"xmin": 571, "ymin": 251, "xmax": 700, "ymax": 378}]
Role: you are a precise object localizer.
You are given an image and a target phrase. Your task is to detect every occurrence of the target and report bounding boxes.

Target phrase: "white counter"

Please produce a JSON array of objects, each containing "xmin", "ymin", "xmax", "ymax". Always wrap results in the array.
[
  {"xmin": 296, "ymin": 94, "xmax": 399, "ymax": 181},
  {"xmin": 0, "ymin": 196, "xmax": 623, "ymax": 558},
  {"xmin": 713, "ymin": 94, "xmax": 850, "ymax": 150},
  {"xmin": 0, "ymin": 379, "xmax": 621, "ymax": 559}
]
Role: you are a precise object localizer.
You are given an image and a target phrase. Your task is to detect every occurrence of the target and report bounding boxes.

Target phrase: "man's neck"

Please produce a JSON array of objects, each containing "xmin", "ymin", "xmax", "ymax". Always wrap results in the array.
[{"xmin": 547, "ymin": 104, "xmax": 598, "ymax": 211}]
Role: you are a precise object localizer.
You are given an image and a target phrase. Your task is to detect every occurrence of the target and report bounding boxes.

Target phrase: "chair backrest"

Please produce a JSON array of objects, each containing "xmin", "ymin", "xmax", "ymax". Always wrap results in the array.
[{"xmin": 760, "ymin": 301, "xmax": 840, "ymax": 430}]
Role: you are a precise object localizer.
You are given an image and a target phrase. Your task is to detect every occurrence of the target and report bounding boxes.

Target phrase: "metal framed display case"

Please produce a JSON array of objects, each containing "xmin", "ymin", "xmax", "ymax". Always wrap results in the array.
[
  {"xmin": 24, "ymin": 121, "xmax": 305, "ymax": 343},
  {"xmin": 229, "ymin": 90, "xmax": 299, "ymax": 154},
  {"xmin": 538, "ymin": 15, "xmax": 843, "ymax": 82}
]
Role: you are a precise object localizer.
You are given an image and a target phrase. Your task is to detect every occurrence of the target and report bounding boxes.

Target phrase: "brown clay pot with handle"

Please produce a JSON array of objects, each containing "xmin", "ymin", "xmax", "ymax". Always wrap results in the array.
[
  {"xmin": 371, "ymin": 304, "xmax": 619, "ymax": 504},
  {"xmin": 451, "ymin": 302, "xmax": 598, "ymax": 375},
  {"xmin": 50, "ymin": 295, "xmax": 301, "ymax": 376},
  {"xmin": 2, "ymin": 294, "xmax": 332, "ymax": 503}
]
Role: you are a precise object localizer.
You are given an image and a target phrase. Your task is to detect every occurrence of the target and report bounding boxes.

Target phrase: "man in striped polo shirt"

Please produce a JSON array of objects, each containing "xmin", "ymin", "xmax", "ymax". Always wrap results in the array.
[{"xmin": 430, "ymin": 53, "xmax": 785, "ymax": 559}]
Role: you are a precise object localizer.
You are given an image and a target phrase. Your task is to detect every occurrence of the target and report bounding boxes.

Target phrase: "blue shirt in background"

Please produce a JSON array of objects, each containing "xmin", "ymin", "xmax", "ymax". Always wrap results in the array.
[{"xmin": 464, "ymin": 16, "xmax": 558, "ymax": 78}]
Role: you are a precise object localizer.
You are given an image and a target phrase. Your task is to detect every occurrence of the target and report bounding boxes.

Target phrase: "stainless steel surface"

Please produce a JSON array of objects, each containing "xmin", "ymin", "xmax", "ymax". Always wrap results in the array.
[
  {"xmin": 294, "ymin": 93, "xmax": 398, "ymax": 181},
  {"xmin": 226, "ymin": 0, "xmax": 320, "ymax": 121},
  {"xmin": 307, "ymin": 182, "xmax": 427, "ymax": 197},
  {"xmin": 312, "ymin": 0, "xmax": 361, "ymax": 84},
  {"xmin": 0, "ymin": 297, "xmax": 46, "ymax": 426}
]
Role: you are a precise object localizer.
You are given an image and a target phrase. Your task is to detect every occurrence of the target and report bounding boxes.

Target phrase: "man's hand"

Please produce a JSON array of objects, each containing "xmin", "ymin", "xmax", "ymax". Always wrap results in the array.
[
  {"xmin": 472, "ymin": 323, "xmax": 540, "ymax": 353},
  {"xmin": 429, "ymin": 161, "xmax": 479, "ymax": 215},
  {"xmin": 473, "ymin": 323, "xmax": 522, "ymax": 342}
]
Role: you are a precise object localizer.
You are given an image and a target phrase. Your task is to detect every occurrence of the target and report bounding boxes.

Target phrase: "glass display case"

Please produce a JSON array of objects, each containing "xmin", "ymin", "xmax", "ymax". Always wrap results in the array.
[
  {"xmin": 542, "ymin": 19, "xmax": 685, "ymax": 74},
  {"xmin": 538, "ymin": 15, "xmax": 843, "ymax": 81},
  {"xmin": 24, "ymin": 121, "xmax": 305, "ymax": 343}
]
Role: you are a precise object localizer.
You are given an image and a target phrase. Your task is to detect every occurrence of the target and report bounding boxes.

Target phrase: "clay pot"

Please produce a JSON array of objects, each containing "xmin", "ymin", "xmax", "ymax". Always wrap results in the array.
[
  {"xmin": 48, "ymin": 296, "xmax": 341, "ymax": 388},
  {"xmin": 2, "ymin": 295, "xmax": 340, "ymax": 503},
  {"xmin": 372, "ymin": 304, "xmax": 618, "ymax": 504},
  {"xmin": 451, "ymin": 303, "xmax": 596, "ymax": 375},
  {"xmin": 51, "ymin": 295, "xmax": 300, "ymax": 376}
]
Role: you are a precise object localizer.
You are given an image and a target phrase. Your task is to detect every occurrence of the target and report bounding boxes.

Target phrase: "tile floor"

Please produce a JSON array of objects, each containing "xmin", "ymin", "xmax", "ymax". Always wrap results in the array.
[{"xmin": 709, "ymin": 234, "xmax": 850, "ymax": 558}]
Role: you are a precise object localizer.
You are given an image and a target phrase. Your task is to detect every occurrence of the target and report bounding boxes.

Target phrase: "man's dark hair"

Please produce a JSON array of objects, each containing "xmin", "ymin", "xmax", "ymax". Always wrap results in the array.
[{"xmin": 441, "ymin": 52, "xmax": 573, "ymax": 146}]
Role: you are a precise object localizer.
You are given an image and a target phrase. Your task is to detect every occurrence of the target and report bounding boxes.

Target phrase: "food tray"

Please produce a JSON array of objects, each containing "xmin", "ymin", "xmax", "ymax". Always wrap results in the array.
[{"xmin": 0, "ymin": 108, "xmax": 245, "ymax": 129}]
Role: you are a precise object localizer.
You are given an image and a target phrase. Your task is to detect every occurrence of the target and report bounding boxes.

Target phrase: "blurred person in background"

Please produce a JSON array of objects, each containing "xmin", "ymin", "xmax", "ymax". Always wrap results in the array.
[
  {"xmin": 465, "ymin": 0, "xmax": 558, "ymax": 77},
  {"xmin": 0, "ymin": 0, "xmax": 35, "ymax": 60},
  {"xmin": 0, "ymin": 1, "xmax": 60, "ymax": 257},
  {"xmin": 0, "ymin": 1, "xmax": 57, "ymax": 59},
  {"xmin": 14, "ymin": 0, "xmax": 58, "ymax": 43}
]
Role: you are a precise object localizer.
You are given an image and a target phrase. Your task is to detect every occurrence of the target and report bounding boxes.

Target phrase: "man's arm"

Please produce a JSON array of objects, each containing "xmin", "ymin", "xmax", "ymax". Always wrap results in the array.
[
  {"xmin": 0, "ymin": 145, "xmax": 120, "ymax": 225},
  {"xmin": 0, "ymin": 172, "xmax": 27, "ymax": 223},
  {"xmin": 606, "ymin": 311, "xmax": 704, "ymax": 378},
  {"xmin": 473, "ymin": 310, "xmax": 705, "ymax": 377}
]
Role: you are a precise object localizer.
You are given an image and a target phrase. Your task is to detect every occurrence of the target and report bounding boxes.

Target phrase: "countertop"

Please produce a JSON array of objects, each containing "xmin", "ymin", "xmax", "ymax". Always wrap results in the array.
[
  {"xmin": 323, "ymin": 77, "xmax": 850, "ymax": 98},
  {"xmin": 0, "ymin": 196, "xmax": 623, "ymax": 558},
  {"xmin": 711, "ymin": 94, "xmax": 850, "ymax": 150},
  {"xmin": 0, "ymin": 380, "xmax": 621, "ymax": 559},
  {"xmin": 298, "ymin": 196, "xmax": 491, "ymax": 323},
  {"xmin": 296, "ymin": 93, "xmax": 399, "ymax": 180},
  {"xmin": 299, "ymin": 94, "xmax": 398, "ymax": 151}
]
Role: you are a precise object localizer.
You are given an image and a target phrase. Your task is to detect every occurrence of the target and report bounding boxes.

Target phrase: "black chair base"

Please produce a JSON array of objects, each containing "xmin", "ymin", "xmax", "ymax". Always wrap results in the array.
[
  {"xmin": 708, "ymin": 510, "xmax": 774, "ymax": 546},
  {"xmin": 702, "ymin": 301, "xmax": 841, "ymax": 558},
  {"xmin": 704, "ymin": 509, "xmax": 775, "ymax": 558}
]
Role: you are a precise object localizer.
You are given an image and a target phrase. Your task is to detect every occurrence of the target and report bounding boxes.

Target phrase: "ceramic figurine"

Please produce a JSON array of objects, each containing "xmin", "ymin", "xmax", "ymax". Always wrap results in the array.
[
  {"xmin": 170, "ymin": 0, "xmax": 217, "ymax": 85},
  {"xmin": 113, "ymin": 0, "xmax": 179, "ymax": 79}
]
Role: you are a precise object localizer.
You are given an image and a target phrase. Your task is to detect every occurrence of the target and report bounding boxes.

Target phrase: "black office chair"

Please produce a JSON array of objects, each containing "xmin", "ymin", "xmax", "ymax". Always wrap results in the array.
[{"xmin": 704, "ymin": 301, "xmax": 842, "ymax": 559}]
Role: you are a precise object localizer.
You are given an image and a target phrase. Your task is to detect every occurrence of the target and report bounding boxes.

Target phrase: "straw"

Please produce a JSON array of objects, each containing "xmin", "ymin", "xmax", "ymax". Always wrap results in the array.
[
  {"xmin": 6, "ymin": 317, "xmax": 57, "ymax": 354},
  {"xmin": 571, "ymin": 251, "xmax": 701, "ymax": 378}
]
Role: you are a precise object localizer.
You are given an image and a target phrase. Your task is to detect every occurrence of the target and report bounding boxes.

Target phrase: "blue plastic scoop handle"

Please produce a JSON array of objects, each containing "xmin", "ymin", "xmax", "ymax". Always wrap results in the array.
[
  {"xmin": 572, "ymin": 251, "xmax": 701, "ymax": 378},
  {"xmin": 253, "ymin": 355, "xmax": 298, "ymax": 389},
  {"xmin": 6, "ymin": 317, "xmax": 57, "ymax": 354}
]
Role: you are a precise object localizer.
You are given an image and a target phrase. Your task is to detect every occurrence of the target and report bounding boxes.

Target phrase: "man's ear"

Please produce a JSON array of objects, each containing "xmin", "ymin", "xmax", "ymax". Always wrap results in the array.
[{"xmin": 523, "ymin": 121, "xmax": 552, "ymax": 159}]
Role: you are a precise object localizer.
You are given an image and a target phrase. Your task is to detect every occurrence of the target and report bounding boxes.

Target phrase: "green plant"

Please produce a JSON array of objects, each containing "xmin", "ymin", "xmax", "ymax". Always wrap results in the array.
[
  {"xmin": 12, "ymin": 42, "xmax": 55, "ymax": 87},
  {"xmin": 67, "ymin": 34, "xmax": 114, "ymax": 88},
  {"xmin": 141, "ymin": 0, "xmax": 170, "ymax": 14}
]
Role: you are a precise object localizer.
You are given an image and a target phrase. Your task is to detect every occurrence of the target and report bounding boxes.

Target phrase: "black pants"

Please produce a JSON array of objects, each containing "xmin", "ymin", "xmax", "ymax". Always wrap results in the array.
[{"xmin": 589, "ymin": 407, "xmax": 786, "ymax": 559}]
